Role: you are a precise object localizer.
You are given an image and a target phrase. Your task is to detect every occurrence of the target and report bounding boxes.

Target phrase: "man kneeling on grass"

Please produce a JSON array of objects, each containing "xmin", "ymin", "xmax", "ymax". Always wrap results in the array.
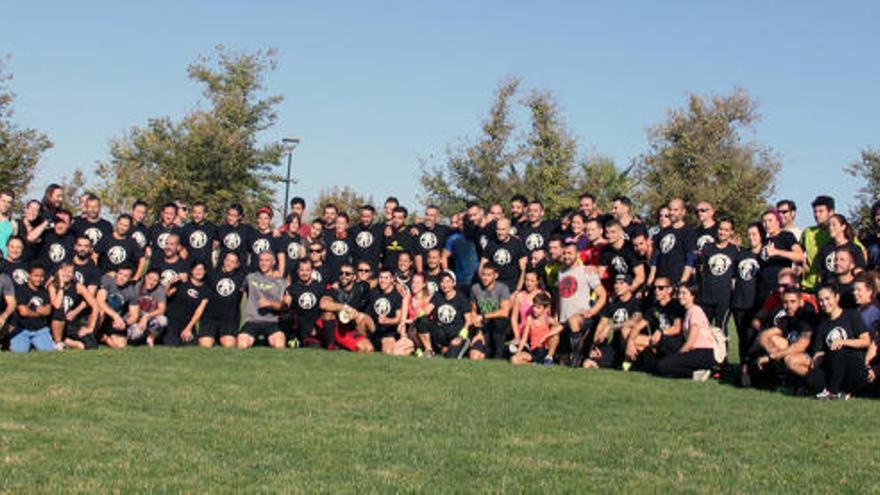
[
  {"xmin": 416, "ymin": 271, "xmax": 472, "ymax": 358},
  {"xmin": 238, "ymin": 251, "xmax": 289, "ymax": 350},
  {"xmin": 753, "ymin": 286, "xmax": 816, "ymax": 386},
  {"xmin": 583, "ymin": 274, "xmax": 642, "ymax": 369},
  {"xmin": 319, "ymin": 262, "xmax": 375, "ymax": 353},
  {"xmin": 96, "ymin": 263, "xmax": 139, "ymax": 349},
  {"xmin": 511, "ymin": 292, "xmax": 561, "ymax": 366},
  {"xmin": 10, "ymin": 261, "xmax": 54, "ymax": 353},
  {"xmin": 468, "ymin": 264, "xmax": 512, "ymax": 360}
]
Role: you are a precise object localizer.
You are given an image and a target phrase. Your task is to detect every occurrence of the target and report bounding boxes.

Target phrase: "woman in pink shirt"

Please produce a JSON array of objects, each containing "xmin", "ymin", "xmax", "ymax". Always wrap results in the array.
[{"xmin": 654, "ymin": 284, "xmax": 716, "ymax": 380}]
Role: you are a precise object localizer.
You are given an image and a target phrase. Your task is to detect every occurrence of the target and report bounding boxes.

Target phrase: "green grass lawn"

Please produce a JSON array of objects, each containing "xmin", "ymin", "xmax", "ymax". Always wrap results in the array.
[{"xmin": 1, "ymin": 348, "xmax": 878, "ymax": 493}]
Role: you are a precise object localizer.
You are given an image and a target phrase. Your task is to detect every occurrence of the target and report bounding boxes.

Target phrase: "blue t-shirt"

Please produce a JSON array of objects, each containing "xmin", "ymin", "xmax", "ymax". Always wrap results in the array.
[
  {"xmin": 860, "ymin": 303, "xmax": 880, "ymax": 336},
  {"xmin": 445, "ymin": 232, "xmax": 478, "ymax": 287},
  {"xmin": 0, "ymin": 219, "xmax": 13, "ymax": 257}
]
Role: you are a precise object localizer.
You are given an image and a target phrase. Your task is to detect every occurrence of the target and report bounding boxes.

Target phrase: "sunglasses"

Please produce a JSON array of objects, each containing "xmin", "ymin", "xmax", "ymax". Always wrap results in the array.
[{"xmin": 309, "ymin": 248, "xmax": 324, "ymax": 253}]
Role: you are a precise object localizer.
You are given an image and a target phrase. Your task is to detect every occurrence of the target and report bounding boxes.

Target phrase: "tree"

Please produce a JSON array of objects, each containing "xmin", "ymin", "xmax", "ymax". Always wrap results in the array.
[
  {"xmin": 96, "ymin": 46, "xmax": 286, "ymax": 222},
  {"xmin": 59, "ymin": 168, "xmax": 87, "ymax": 212},
  {"xmin": 845, "ymin": 147, "xmax": 880, "ymax": 231},
  {"xmin": 577, "ymin": 155, "xmax": 637, "ymax": 213},
  {"xmin": 633, "ymin": 88, "xmax": 780, "ymax": 230},
  {"xmin": 419, "ymin": 77, "xmax": 524, "ymax": 215},
  {"xmin": 0, "ymin": 57, "xmax": 53, "ymax": 202},
  {"xmin": 312, "ymin": 185, "xmax": 374, "ymax": 222}
]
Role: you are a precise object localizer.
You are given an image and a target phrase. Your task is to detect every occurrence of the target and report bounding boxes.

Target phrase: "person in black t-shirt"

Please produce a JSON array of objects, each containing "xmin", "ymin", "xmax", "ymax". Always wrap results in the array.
[
  {"xmin": 277, "ymin": 214, "xmax": 306, "ymax": 280},
  {"xmin": 146, "ymin": 203, "xmax": 185, "ymax": 261},
  {"xmin": 698, "ymin": 218, "xmax": 739, "ymax": 327},
  {"xmin": 96, "ymin": 214, "xmax": 146, "ymax": 278},
  {"xmin": 247, "ymin": 207, "xmax": 282, "ymax": 274},
  {"xmin": 217, "ymin": 204, "xmax": 255, "ymax": 266},
  {"xmin": 39, "ymin": 209, "xmax": 75, "ymax": 274},
  {"xmin": 325, "ymin": 214, "xmax": 355, "ymax": 280},
  {"xmin": 48, "ymin": 262, "xmax": 100, "ymax": 350},
  {"xmin": 382, "ymin": 206, "xmax": 414, "ymax": 271},
  {"xmin": 71, "ymin": 195, "xmax": 113, "ymax": 249},
  {"xmin": 181, "ymin": 201, "xmax": 218, "ymax": 265},
  {"xmin": 130, "ymin": 200, "xmax": 150, "ymax": 251},
  {"xmin": 480, "ymin": 217, "xmax": 527, "ymax": 292},
  {"xmin": 519, "ymin": 200, "xmax": 559, "ymax": 256},
  {"xmin": 754, "ymin": 286, "xmax": 815, "ymax": 383},
  {"xmin": 199, "ymin": 252, "xmax": 245, "ymax": 348},
  {"xmin": 584, "ymin": 275, "xmax": 642, "ymax": 369},
  {"xmin": 649, "ymin": 198, "xmax": 696, "ymax": 287},
  {"xmin": 9, "ymin": 262, "xmax": 54, "ymax": 353},
  {"xmin": 366, "ymin": 268, "xmax": 404, "ymax": 354},
  {"xmin": 694, "ymin": 201, "xmax": 719, "ymax": 255},
  {"xmin": 349, "ymin": 205, "xmax": 383, "ymax": 270},
  {"xmin": 416, "ymin": 271, "xmax": 472, "ymax": 357},
  {"xmin": 412, "ymin": 205, "xmax": 450, "ymax": 273},
  {"xmin": 623, "ymin": 277, "xmax": 683, "ymax": 367},
  {"xmin": 164, "ymin": 261, "xmax": 210, "ymax": 346},
  {"xmin": 283, "ymin": 259, "xmax": 326, "ymax": 348},
  {"xmin": 319, "ymin": 262, "xmax": 373, "ymax": 352},
  {"xmin": 600, "ymin": 220, "xmax": 645, "ymax": 294},
  {"xmin": 758, "ymin": 209, "xmax": 804, "ymax": 303},
  {"xmin": 2, "ymin": 237, "xmax": 30, "ymax": 288},
  {"xmin": 831, "ymin": 247, "xmax": 858, "ymax": 309},
  {"xmin": 70, "ymin": 236, "xmax": 102, "ymax": 296},
  {"xmin": 149, "ymin": 234, "xmax": 191, "ymax": 288}
]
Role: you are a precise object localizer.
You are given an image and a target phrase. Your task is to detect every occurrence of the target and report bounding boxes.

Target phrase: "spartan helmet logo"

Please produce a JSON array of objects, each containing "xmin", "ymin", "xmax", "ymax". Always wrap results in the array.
[
  {"xmin": 825, "ymin": 251, "xmax": 836, "ymax": 273},
  {"xmin": 189, "ymin": 230, "xmax": 207, "ymax": 249},
  {"xmin": 132, "ymin": 231, "xmax": 147, "ymax": 249},
  {"xmin": 738, "ymin": 258, "xmax": 759, "ymax": 281},
  {"xmin": 157, "ymin": 233, "xmax": 171, "ymax": 250},
  {"xmin": 419, "ymin": 232, "xmax": 438, "ymax": 250},
  {"xmin": 63, "ymin": 295, "xmax": 75, "ymax": 312},
  {"xmin": 74, "ymin": 271, "xmax": 84, "ymax": 285},
  {"xmin": 373, "ymin": 297, "xmax": 392, "ymax": 316},
  {"xmin": 612, "ymin": 308, "xmax": 629, "ymax": 325},
  {"xmin": 84, "ymin": 227, "xmax": 102, "ymax": 245},
  {"xmin": 825, "ymin": 326, "xmax": 847, "ymax": 347},
  {"xmin": 298, "ymin": 291, "xmax": 317, "ymax": 309},
  {"xmin": 49, "ymin": 243, "xmax": 66, "ymax": 263},
  {"xmin": 696, "ymin": 234, "xmax": 714, "ymax": 250},
  {"xmin": 510, "ymin": 225, "xmax": 518, "ymax": 237},
  {"xmin": 759, "ymin": 245, "xmax": 771, "ymax": 261},
  {"xmin": 287, "ymin": 242, "xmax": 302, "ymax": 260},
  {"xmin": 437, "ymin": 304, "xmax": 456, "ymax": 324},
  {"xmin": 216, "ymin": 278, "xmax": 235, "ymax": 297},
  {"xmin": 657, "ymin": 313, "xmax": 671, "ymax": 330},
  {"xmin": 708, "ymin": 253, "xmax": 732, "ymax": 276},
  {"xmin": 160, "ymin": 269, "xmax": 177, "ymax": 287},
  {"xmin": 186, "ymin": 288, "xmax": 199, "ymax": 299},
  {"xmin": 224, "ymin": 232, "xmax": 241, "ymax": 250},
  {"xmin": 611, "ymin": 256, "xmax": 628, "ymax": 274},
  {"xmin": 356, "ymin": 230, "xmax": 374, "ymax": 248},
  {"xmin": 29, "ymin": 296, "xmax": 44, "ymax": 308},
  {"xmin": 12, "ymin": 269, "xmax": 28, "ymax": 285},
  {"xmin": 525, "ymin": 233, "xmax": 544, "ymax": 251},
  {"xmin": 252, "ymin": 238, "xmax": 271, "ymax": 254},
  {"xmin": 311, "ymin": 270, "xmax": 323, "ymax": 283},
  {"xmin": 773, "ymin": 309, "xmax": 785, "ymax": 327},
  {"xmin": 659, "ymin": 233, "xmax": 675, "ymax": 254},
  {"xmin": 479, "ymin": 235, "xmax": 489, "ymax": 250},
  {"xmin": 493, "ymin": 248, "xmax": 512, "ymax": 265},
  {"xmin": 330, "ymin": 240, "xmax": 349, "ymax": 256},
  {"xmin": 107, "ymin": 246, "xmax": 127, "ymax": 265},
  {"xmin": 427, "ymin": 280, "xmax": 439, "ymax": 295}
]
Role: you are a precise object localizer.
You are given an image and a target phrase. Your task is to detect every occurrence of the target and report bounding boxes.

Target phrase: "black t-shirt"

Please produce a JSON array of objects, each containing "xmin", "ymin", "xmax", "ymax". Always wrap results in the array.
[
  {"xmin": 1, "ymin": 259, "xmax": 30, "ymax": 287},
  {"xmin": 758, "ymin": 231, "xmax": 798, "ymax": 299},
  {"xmin": 181, "ymin": 221, "xmax": 217, "ymax": 263},
  {"xmin": 72, "ymin": 217, "xmax": 113, "ymax": 247},
  {"xmin": 430, "ymin": 290, "xmax": 470, "ymax": 335},
  {"xmin": 309, "ymin": 263, "xmax": 334, "ymax": 287},
  {"xmin": 40, "ymin": 231, "xmax": 76, "ymax": 271},
  {"xmin": 778, "ymin": 307, "xmax": 816, "ymax": 345},
  {"xmin": 699, "ymin": 243, "xmax": 739, "ymax": 305},
  {"xmin": 817, "ymin": 241, "xmax": 866, "ymax": 283},
  {"xmin": 329, "ymin": 281, "xmax": 370, "ymax": 312},
  {"xmin": 423, "ymin": 270, "xmax": 443, "ymax": 296},
  {"xmin": 349, "ymin": 223, "xmax": 384, "ymax": 268},
  {"xmin": 217, "ymin": 223, "xmax": 255, "ymax": 263},
  {"xmin": 287, "ymin": 279, "xmax": 326, "ymax": 326},
  {"xmin": 599, "ymin": 244, "xmax": 639, "ymax": 280},
  {"xmin": 414, "ymin": 224, "xmax": 450, "ymax": 259},
  {"xmin": 482, "ymin": 236, "xmax": 527, "ymax": 289},
  {"xmin": 601, "ymin": 296, "xmax": 642, "ymax": 329},
  {"xmin": 836, "ymin": 280, "xmax": 857, "ymax": 310},
  {"xmin": 812, "ymin": 309, "xmax": 870, "ymax": 354},
  {"xmin": 96, "ymin": 234, "xmax": 144, "ymax": 273},
  {"xmin": 732, "ymin": 250, "xmax": 761, "ymax": 310},
  {"xmin": 654, "ymin": 225, "xmax": 696, "ymax": 282},
  {"xmin": 204, "ymin": 268, "xmax": 246, "ymax": 321},
  {"xmin": 519, "ymin": 220, "xmax": 559, "ymax": 253},
  {"xmin": 166, "ymin": 280, "xmax": 208, "ymax": 326},
  {"xmin": 382, "ymin": 227, "xmax": 415, "ymax": 271},
  {"xmin": 694, "ymin": 224, "xmax": 719, "ymax": 254},
  {"xmin": 644, "ymin": 300, "xmax": 684, "ymax": 333},
  {"xmin": 366, "ymin": 287, "xmax": 403, "ymax": 329},
  {"xmin": 325, "ymin": 235, "xmax": 354, "ymax": 278},
  {"xmin": 277, "ymin": 232, "xmax": 306, "ymax": 277},
  {"xmin": 14, "ymin": 284, "xmax": 50, "ymax": 330},
  {"xmin": 58, "ymin": 282, "xmax": 84, "ymax": 320},
  {"xmin": 147, "ymin": 223, "xmax": 184, "ymax": 256},
  {"xmin": 72, "ymin": 260, "xmax": 102, "ymax": 289},
  {"xmin": 149, "ymin": 256, "xmax": 192, "ymax": 288},
  {"xmin": 131, "ymin": 222, "xmax": 150, "ymax": 251},
  {"xmin": 247, "ymin": 229, "xmax": 281, "ymax": 272}
]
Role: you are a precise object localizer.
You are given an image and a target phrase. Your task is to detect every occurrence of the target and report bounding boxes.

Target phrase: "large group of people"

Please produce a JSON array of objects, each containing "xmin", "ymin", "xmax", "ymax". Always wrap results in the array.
[{"xmin": 2, "ymin": 184, "xmax": 880, "ymax": 400}]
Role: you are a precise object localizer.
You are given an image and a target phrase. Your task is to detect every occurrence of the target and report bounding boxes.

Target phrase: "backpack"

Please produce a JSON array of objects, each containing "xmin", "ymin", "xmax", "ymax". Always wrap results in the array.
[{"xmin": 709, "ymin": 326, "xmax": 728, "ymax": 364}]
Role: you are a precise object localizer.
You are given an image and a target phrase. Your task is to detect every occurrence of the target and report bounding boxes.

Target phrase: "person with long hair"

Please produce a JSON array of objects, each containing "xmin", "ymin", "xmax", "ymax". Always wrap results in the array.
[
  {"xmin": 653, "ymin": 284, "xmax": 716, "ymax": 381},
  {"xmin": 394, "ymin": 272, "xmax": 433, "ymax": 356},
  {"xmin": 509, "ymin": 270, "xmax": 548, "ymax": 353},
  {"xmin": 732, "ymin": 222, "xmax": 764, "ymax": 386},
  {"xmin": 816, "ymin": 213, "xmax": 866, "ymax": 284}
]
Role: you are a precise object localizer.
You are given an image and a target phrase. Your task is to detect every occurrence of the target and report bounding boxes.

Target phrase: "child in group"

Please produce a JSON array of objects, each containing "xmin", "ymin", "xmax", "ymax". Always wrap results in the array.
[{"xmin": 511, "ymin": 293, "xmax": 562, "ymax": 366}]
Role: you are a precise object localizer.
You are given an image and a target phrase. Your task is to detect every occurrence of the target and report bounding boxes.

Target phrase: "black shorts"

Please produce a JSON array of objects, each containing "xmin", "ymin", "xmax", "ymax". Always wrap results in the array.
[
  {"xmin": 528, "ymin": 347, "xmax": 549, "ymax": 362},
  {"xmin": 658, "ymin": 334, "xmax": 684, "ymax": 357},
  {"xmin": 198, "ymin": 318, "xmax": 239, "ymax": 339},
  {"xmin": 51, "ymin": 309, "xmax": 66, "ymax": 322},
  {"xmin": 63, "ymin": 318, "xmax": 90, "ymax": 339},
  {"xmin": 240, "ymin": 321, "xmax": 283, "ymax": 338},
  {"xmin": 375, "ymin": 324, "xmax": 398, "ymax": 340},
  {"xmin": 589, "ymin": 342, "xmax": 619, "ymax": 368}
]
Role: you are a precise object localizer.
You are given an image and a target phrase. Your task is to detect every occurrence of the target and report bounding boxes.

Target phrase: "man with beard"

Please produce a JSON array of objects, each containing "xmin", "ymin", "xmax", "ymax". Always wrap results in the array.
[
  {"xmin": 325, "ymin": 213, "xmax": 354, "ymax": 281},
  {"xmin": 199, "ymin": 252, "xmax": 245, "ymax": 348},
  {"xmin": 238, "ymin": 251, "xmax": 288, "ymax": 350},
  {"xmin": 611, "ymin": 196, "xmax": 641, "ymax": 242},
  {"xmin": 283, "ymin": 259, "xmax": 326, "ymax": 348},
  {"xmin": 480, "ymin": 217, "xmax": 527, "ymax": 292},
  {"xmin": 181, "ymin": 201, "xmax": 218, "ymax": 265},
  {"xmin": 648, "ymin": 198, "xmax": 697, "ymax": 287},
  {"xmin": 467, "ymin": 264, "xmax": 512, "ymax": 360},
  {"xmin": 413, "ymin": 205, "xmax": 450, "ymax": 273},
  {"xmin": 69, "ymin": 236, "xmax": 102, "ymax": 297},
  {"xmin": 558, "ymin": 242, "xmax": 607, "ymax": 367},
  {"xmin": 72, "ymin": 194, "xmax": 113, "ymax": 248},
  {"xmin": 39, "ymin": 209, "xmax": 75, "ymax": 274},
  {"xmin": 319, "ymin": 262, "xmax": 374, "ymax": 352},
  {"xmin": 96, "ymin": 214, "xmax": 146, "ymax": 279},
  {"xmin": 149, "ymin": 234, "xmax": 191, "ymax": 288},
  {"xmin": 366, "ymin": 268, "xmax": 404, "ymax": 354},
  {"xmin": 518, "ymin": 200, "xmax": 559, "ymax": 256},
  {"xmin": 422, "ymin": 248, "xmax": 444, "ymax": 295},
  {"xmin": 382, "ymin": 206, "xmax": 414, "ymax": 271},
  {"xmin": 802, "ymin": 196, "xmax": 835, "ymax": 292},
  {"xmin": 599, "ymin": 220, "xmax": 645, "ymax": 294},
  {"xmin": 350, "ymin": 205, "xmax": 384, "ymax": 270},
  {"xmin": 147, "ymin": 203, "xmax": 185, "ymax": 261},
  {"xmin": 444, "ymin": 212, "xmax": 479, "ymax": 294},
  {"xmin": 217, "ymin": 203, "xmax": 255, "ymax": 265}
]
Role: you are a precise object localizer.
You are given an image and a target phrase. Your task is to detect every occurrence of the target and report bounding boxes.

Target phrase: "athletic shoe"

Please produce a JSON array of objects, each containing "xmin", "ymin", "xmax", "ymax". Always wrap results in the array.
[
  {"xmin": 621, "ymin": 361, "xmax": 632, "ymax": 372},
  {"xmin": 508, "ymin": 339, "xmax": 519, "ymax": 355},
  {"xmin": 415, "ymin": 349, "xmax": 424, "ymax": 357},
  {"xmin": 830, "ymin": 392, "xmax": 851, "ymax": 401},
  {"xmin": 287, "ymin": 338, "xmax": 299, "ymax": 349},
  {"xmin": 54, "ymin": 342, "xmax": 66, "ymax": 351},
  {"xmin": 815, "ymin": 389, "xmax": 833, "ymax": 400},
  {"xmin": 458, "ymin": 326, "xmax": 469, "ymax": 340},
  {"xmin": 692, "ymin": 369, "xmax": 711, "ymax": 382},
  {"xmin": 423, "ymin": 350, "xmax": 436, "ymax": 358},
  {"xmin": 541, "ymin": 356, "xmax": 554, "ymax": 367}
]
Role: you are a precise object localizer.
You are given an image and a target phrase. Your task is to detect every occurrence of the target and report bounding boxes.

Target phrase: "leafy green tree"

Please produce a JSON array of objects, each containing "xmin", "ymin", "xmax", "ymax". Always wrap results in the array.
[
  {"xmin": 312, "ymin": 185, "xmax": 375, "ymax": 222},
  {"xmin": 845, "ymin": 147, "xmax": 880, "ymax": 231},
  {"xmin": 0, "ymin": 57, "xmax": 52, "ymax": 202},
  {"xmin": 633, "ymin": 88, "xmax": 780, "ymax": 230},
  {"xmin": 577, "ymin": 155, "xmax": 637, "ymax": 213},
  {"xmin": 59, "ymin": 168, "xmax": 87, "ymax": 212},
  {"xmin": 96, "ymin": 46, "xmax": 286, "ymax": 222}
]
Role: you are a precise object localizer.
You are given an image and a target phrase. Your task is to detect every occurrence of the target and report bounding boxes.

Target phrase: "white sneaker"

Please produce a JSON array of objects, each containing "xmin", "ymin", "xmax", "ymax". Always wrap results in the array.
[
  {"xmin": 692, "ymin": 369, "xmax": 711, "ymax": 382},
  {"xmin": 508, "ymin": 340, "xmax": 519, "ymax": 355},
  {"xmin": 54, "ymin": 342, "xmax": 66, "ymax": 351}
]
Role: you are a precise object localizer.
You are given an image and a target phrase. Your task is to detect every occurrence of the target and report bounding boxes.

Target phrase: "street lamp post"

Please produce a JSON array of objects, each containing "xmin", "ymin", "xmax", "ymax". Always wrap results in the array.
[{"xmin": 281, "ymin": 137, "xmax": 301, "ymax": 220}]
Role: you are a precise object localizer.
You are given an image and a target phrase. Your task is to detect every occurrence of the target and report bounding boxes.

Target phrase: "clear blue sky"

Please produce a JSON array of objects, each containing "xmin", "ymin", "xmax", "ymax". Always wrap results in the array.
[{"xmin": 3, "ymin": 1, "xmax": 879, "ymax": 226}]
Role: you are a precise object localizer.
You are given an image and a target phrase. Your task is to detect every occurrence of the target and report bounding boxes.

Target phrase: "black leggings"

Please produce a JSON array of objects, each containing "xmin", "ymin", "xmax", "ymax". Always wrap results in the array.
[
  {"xmin": 805, "ymin": 349, "xmax": 869, "ymax": 394},
  {"xmin": 702, "ymin": 300, "xmax": 730, "ymax": 330},
  {"xmin": 654, "ymin": 348, "xmax": 715, "ymax": 378},
  {"xmin": 731, "ymin": 308, "xmax": 757, "ymax": 365},
  {"xmin": 479, "ymin": 318, "xmax": 512, "ymax": 359}
]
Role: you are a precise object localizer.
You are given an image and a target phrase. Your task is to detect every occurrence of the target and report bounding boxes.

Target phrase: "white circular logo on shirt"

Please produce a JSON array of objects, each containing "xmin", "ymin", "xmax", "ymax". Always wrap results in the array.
[
  {"xmin": 160, "ymin": 269, "xmax": 178, "ymax": 286},
  {"xmin": 85, "ymin": 227, "xmax": 103, "ymax": 245},
  {"xmin": 62, "ymin": 295, "xmax": 75, "ymax": 312},
  {"xmin": 612, "ymin": 308, "xmax": 629, "ymax": 325},
  {"xmin": 223, "ymin": 232, "xmax": 241, "ymax": 250},
  {"xmin": 419, "ymin": 232, "xmax": 438, "ymax": 250},
  {"xmin": 132, "ymin": 231, "xmax": 147, "ymax": 249},
  {"xmin": 190, "ymin": 230, "xmax": 207, "ymax": 249},
  {"xmin": 659, "ymin": 234, "xmax": 675, "ymax": 254},
  {"xmin": 525, "ymin": 233, "xmax": 544, "ymax": 251},
  {"xmin": 427, "ymin": 281, "xmax": 439, "ymax": 295},
  {"xmin": 330, "ymin": 240, "xmax": 349, "ymax": 256},
  {"xmin": 311, "ymin": 271, "xmax": 323, "ymax": 283},
  {"xmin": 697, "ymin": 234, "xmax": 714, "ymax": 250},
  {"xmin": 252, "ymin": 238, "xmax": 271, "ymax": 254},
  {"xmin": 708, "ymin": 253, "xmax": 732, "ymax": 276},
  {"xmin": 825, "ymin": 326, "xmax": 847, "ymax": 347},
  {"xmin": 49, "ymin": 243, "xmax": 66, "ymax": 263},
  {"xmin": 738, "ymin": 258, "xmax": 759, "ymax": 281},
  {"xmin": 29, "ymin": 296, "xmax": 44, "ymax": 308},
  {"xmin": 356, "ymin": 231, "xmax": 374, "ymax": 248},
  {"xmin": 760, "ymin": 246, "xmax": 771, "ymax": 262},
  {"xmin": 12, "ymin": 269, "xmax": 28, "ymax": 285},
  {"xmin": 479, "ymin": 235, "xmax": 489, "ymax": 250},
  {"xmin": 286, "ymin": 242, "xmax": 302, "ymax": 260},
  {"xmin": 611, "ymin": 255, "xmax": 628, "ymax": 274},
  {"xmin": 773, "ymin": 309, "xmax": 785, "ymax": 327},
  {"xmin": 493, "ymin": 248, "xmax": 512, "ymax": 266},
  {"xmin": 108, "ymin": 246, "xmax": 127, "ymax": 265},
  {"xmin": 825, "ymin": 251, "xmax": 836, "ymax": 273},
  {"xmin": 216, "ymin": 278, "xmax": 235, "ymax": 297},
  {"xmin": 186, "ymin": 288, "xmax": 199, "ymax": 299},
  {"xmin": 437, "ymin": 304, "xmax": 457, "ymax": 324},
  {"xmin": 298, "ymin": 292, "xmax": 317, "ymax": 310},
  {"xmin": 157, "ymin": 233, "xmax": 171, "ymax": 250},
  {"xmin": 373, "ymin": 297, "xmax": 391, "ymax": 316}
]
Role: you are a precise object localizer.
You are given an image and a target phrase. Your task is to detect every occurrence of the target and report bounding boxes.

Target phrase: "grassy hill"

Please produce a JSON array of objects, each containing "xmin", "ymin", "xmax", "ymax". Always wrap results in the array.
[{"xmin": 1, "ymin": 348, "xmax": 877, "ymax": 493}]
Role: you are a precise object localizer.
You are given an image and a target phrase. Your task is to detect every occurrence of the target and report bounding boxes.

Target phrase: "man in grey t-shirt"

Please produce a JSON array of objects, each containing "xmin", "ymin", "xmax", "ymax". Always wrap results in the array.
[
  {"xmin": 97, "ymin": 264, "xmax": 140, "ymax": 349},
  {"xmin": 557, "ymin": 242, "xmax": 607, "ymax": 367},
  {"xmin": 468, "ymin": 264, "xmax": 512, "ymax": 360},
  {"xmin": 238, "ymin": 251, "xmax": 288, "ymax": 349}
]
